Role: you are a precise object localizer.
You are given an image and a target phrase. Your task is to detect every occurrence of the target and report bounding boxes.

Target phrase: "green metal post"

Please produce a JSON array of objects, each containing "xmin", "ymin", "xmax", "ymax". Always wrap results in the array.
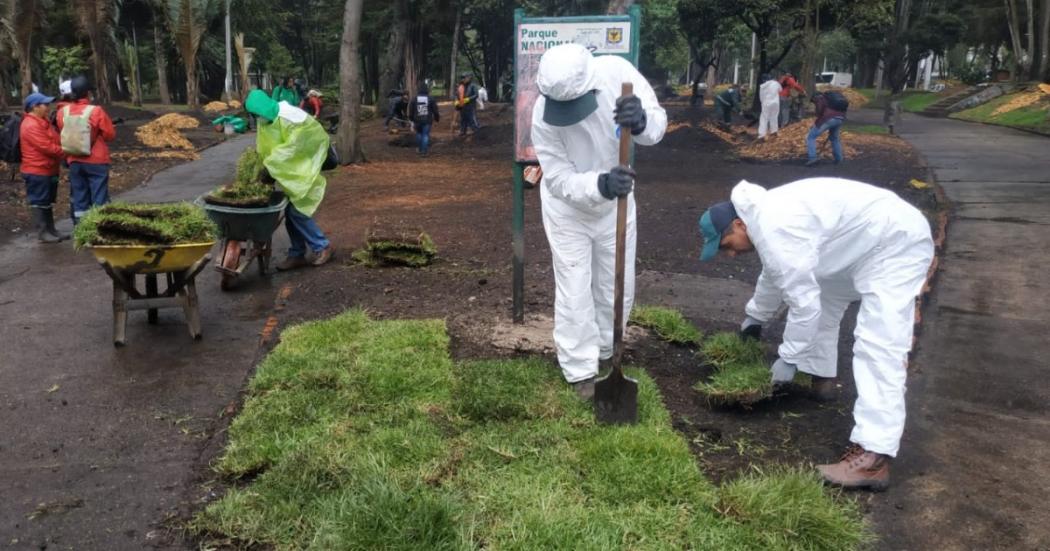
[{"xmin": 512, "ymin": 162, "xmax": 525, "ymax": 323}]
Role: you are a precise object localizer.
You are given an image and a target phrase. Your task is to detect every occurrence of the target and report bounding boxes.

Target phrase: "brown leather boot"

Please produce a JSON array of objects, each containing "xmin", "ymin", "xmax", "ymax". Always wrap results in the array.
[
  {"xmin": 811, "ymin": 376, "xmax": 839, "ymax": 402},
  {"xmin": 817, "ymin": 444, "xmax": 891, "ymax": 491}
]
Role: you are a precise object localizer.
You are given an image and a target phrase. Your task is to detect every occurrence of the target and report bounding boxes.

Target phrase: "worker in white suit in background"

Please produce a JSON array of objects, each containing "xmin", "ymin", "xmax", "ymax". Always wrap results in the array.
[{"xmin": 758, "ymin": 73, "xmax": 782, "ymax": 140}]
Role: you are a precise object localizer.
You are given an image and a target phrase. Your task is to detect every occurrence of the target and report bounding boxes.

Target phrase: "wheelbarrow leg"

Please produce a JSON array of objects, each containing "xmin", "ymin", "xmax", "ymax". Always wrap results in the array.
[
  {"xmin": 184, "ymin": 278, "xmax": 202, "ymax": 340},
  {"xmin": 113, "ymin": 279, "xmax": 128, "ymax": 347},
  {"xmin": 145, "ymin": 273, "xmax": 159, "ymax": 324}
]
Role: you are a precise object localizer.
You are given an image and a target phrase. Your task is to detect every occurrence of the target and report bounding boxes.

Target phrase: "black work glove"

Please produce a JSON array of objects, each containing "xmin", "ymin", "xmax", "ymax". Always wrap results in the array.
[
  {"xmin": 597, "ymin": 165, "xmax": 636, "ymax": 200},
  {"xmin": 614, "ymin": 94, "xmax": 647, "ymax": 135}
]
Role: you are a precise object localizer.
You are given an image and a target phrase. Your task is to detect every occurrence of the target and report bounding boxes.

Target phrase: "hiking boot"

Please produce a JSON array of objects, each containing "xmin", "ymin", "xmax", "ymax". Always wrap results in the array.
[
  {"xmin": 810, "ymin": 376, "xmax": 839, "ymax": 402},
  {"xmin": 276, "ymin": 256, "xmax": 310, "ymax": 271},
  {"xmin": 572, "ymin": 377, "xmax": 596, "ymax": 400},
  {"xmin": 805, "ymin": 158, "xmax": 820, "ymax": 167},
  {"xmin": 311, "ymin": 246, "xmax": 334, "ymax": 267},
  {"xmin": 817, "ymin": 444, "xmax": 891, "ymax": 491},
  {"xmin": 30, "ymin": 209, "xmax": 61, "ymax": 244},
  {"xmin": 42, "ymin": 209, "xmax": 69, "ymax": 241}
]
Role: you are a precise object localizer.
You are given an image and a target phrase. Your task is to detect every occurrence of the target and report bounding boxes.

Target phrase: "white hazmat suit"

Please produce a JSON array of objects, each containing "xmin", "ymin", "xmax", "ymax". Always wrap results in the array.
[
  {"xmin": 531, "ymin": 45, "xmax": 667, "ymax": 383},
  {"xmin": 733, "ymin": 178, "xmax": 933, "ymax": 456},
  {"xmin": 758, "ymin": 79, "xmax": 782, "ymax": 138}
]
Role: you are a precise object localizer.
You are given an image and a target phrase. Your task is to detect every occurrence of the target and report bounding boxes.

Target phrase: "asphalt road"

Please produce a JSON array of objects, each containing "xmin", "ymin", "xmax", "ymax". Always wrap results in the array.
[
  {"xmin": 0, "ymin": 134, "xmax": 282, "ymax": 550},
  {"xmin": 858, "ymin": 112, "xmax": 1050, "ymax": 550}
]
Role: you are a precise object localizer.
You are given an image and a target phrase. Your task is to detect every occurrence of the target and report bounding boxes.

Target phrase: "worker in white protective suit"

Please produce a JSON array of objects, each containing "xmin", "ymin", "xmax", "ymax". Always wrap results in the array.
[
  {"xmin": 531, "ymin": 43, "xmax": 667, "ymax": 399},
  {"xmin": 699, "ymin": 178, "xmax": 933, "ymax": 490},
  {"xmin": 757, "ymin": 74, "xmax": 782, "ymax": 139}
]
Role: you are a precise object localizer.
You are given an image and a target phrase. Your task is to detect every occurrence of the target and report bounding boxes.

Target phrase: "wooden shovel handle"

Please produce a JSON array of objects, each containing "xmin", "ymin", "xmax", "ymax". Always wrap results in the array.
[{"xmin": 612, "ymin": 82, "xmax": 633, "ymax": 376}]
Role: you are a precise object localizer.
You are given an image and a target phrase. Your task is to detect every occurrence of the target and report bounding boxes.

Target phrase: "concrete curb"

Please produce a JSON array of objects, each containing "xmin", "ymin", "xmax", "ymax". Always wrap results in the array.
[{"xmin": 911, "ymin": 157, "xmax": 951, "ymax": 350}]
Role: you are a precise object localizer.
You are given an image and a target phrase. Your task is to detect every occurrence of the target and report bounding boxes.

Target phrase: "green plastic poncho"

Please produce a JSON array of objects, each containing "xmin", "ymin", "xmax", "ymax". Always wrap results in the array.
[{"xmin": 256, "ymin": 113, "xmax": 329, "ymax": 217}]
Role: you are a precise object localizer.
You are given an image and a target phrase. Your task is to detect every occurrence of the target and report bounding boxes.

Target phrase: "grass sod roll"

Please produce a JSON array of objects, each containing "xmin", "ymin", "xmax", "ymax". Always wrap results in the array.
[
  {"xmin": 204, "ymin": 149, "xmax": 274, "ymax": 208},
  {"xmin": 630, "ymin": 305, "xmax": 703, "ymax": 345},
  {"xmin": 193, "ymin": 310, "xmax": 869, "ymax": 549},
  {"xmin": 72, "ymin": 202, "xmax": 217, "ymax": 249},
  {"xmin": 695, "ymin": 332, "xmax": 783, "ymax": 407}
]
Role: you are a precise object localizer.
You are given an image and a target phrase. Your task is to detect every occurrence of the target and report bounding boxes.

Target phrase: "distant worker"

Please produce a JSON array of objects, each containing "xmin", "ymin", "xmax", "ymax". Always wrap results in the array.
[
  {"xmin": 409, "ymin": 83, "xmax": 440, "ymax": 157},
  {"xmin": 300, "ymin": 89, "xmax": 323, "ymax": 118},
  {"xmin": 383, "ymin": 89, "xmax": 408, "ymax": 130},
  {"xmin": 715, "ymin": 84, "xmax": 746, "ymax": 127},
  {"xmin": 456, "ymin": 73, "xmax": 480, "ymax": 136},
  {"xmin": 272, "ymin": 76, "xmax": 301, "ymax": 106},
  {"xmin": 530, "ymin": 43, "xmax": 667, "ymax": 399},
  {"xmin": 778, "ymin": 72, "xmax": 807, "ymax": 127},
  {"xmin": 757, "ymin": 74, "xmax": 782, "ymax": 140},
  {"xmin": 806, "ymin": 91, "xmax": 848, "ymax": 166},
  {"xmin": 19, "ymin": 92, "xmax": 68, "ymax": 243},
  {"xmin": 245, "ymin": 89, "xmax": 334, "ymax": 270},
  {"xmin": 699, "ymin": 177, "xmax": 934, "ymax": 490},
  {"xmin": 56, "ymin": 75, "xmax": 116, "ymax": 225}
]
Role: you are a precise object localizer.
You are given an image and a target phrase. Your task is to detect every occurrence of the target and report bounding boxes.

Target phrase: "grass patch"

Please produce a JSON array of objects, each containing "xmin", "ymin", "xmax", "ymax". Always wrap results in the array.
[
  {"xmin": 194, "ymin": 311, "xmax": 869, "ymax": 549},
  {"xmin": 950, "ymin": 91, "xmax": 1050, "ymax": 134},
  {"xmin": 696, "ymin": 332, "xmax": 780, "ymax": 407},
  {"xmin": 353, "ymin": 230, "xmax": 438, "ymax": 267},
  {"xmin": 844, "ymin": 124, "xmax": 888, "ymax": 134},
  {"xmin": 72, "ymin": 202, "xmax": 217, "ymax": 249},
  {"xmin": 852, "ymin": 89, "xmax": 940, "ymax": 112},
  {"xmin": 630, "ymin": 305, "xmax": 703, "ymax": 345},
  {"xmin": 204, "ymin": 149, "xmax": 274, "ymax": 207},
  {"xmin": 700, "ymin": 331, "xmax": 765, "ymax": 369}
]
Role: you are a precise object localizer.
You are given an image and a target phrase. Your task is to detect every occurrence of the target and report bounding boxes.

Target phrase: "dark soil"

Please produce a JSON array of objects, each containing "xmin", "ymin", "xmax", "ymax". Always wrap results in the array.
[
  {"xmin": 0, "ymin": 107, "xmax": 225, "ymax": 242},
  {"xmin": 266, "ymin": 100, "xmax": 935, "ymax": 491}
]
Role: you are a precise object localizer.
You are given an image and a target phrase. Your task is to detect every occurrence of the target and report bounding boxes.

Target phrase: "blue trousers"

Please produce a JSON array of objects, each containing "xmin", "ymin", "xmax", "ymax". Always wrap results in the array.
[
  {"xmin": 22, "ymin": 174, "xmax": 59, "ymax": 208},
  {"xmin": 415, "ymin": 123, "xmax": 431, "ymax": 154},
  {"xmin": 69, "ymin": 162, "xmax": 110, "ymax": 221},
  {"xmin": 806, "ymin": 118, "xmax": 844, "ymax": 163},
  {"xmin": 459, "ymin": 105, "xmax": 479, "ymax": 134},
  {"xmin": 285, "ymin": 203, "xmax": 330, "ymax": 258}
]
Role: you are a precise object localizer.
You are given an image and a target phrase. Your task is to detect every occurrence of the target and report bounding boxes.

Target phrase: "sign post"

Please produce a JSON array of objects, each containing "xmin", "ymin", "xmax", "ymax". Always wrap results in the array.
[{"xmin": 511, "ymin": 6, "xmax": 641, "ymax": 323}]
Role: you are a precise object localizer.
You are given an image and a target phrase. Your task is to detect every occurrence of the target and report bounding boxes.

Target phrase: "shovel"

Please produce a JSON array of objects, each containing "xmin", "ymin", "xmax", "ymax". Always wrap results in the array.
[{"xmin": 594, "ymin": 82, "xmax": 639, "ymax": 425}]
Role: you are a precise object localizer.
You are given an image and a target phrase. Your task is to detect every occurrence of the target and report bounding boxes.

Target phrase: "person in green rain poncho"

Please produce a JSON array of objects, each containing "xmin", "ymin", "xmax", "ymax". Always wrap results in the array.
[
  {"xmin": 271, "ymin": 77, "xmax": 301, "ymax": 106},
  {"xmin": 245, "ymin": 89, "xmax": 334, "ymax": 270}
]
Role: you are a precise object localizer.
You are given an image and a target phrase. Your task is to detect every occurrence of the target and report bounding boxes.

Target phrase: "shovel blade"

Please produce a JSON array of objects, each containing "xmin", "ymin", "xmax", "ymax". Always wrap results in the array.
[{"xmin": 594, "ymin": 371, "xmax": 639, "ymax": 425}]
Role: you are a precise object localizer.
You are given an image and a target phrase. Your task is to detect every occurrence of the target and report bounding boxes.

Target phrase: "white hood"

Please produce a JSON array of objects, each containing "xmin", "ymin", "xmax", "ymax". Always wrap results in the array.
[
  {"xmin": 537, "ymin": 43, "xmax": 597, "ymax": 101},
  {"xmin": 730, "ymin": 179, "xmax": 767, "ymax": 230}
]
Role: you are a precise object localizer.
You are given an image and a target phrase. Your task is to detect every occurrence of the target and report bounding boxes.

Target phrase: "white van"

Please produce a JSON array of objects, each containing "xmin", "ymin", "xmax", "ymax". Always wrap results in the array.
[{"xmin": 816, "ymin": 72, "xmax": 853, "ymax": 88}]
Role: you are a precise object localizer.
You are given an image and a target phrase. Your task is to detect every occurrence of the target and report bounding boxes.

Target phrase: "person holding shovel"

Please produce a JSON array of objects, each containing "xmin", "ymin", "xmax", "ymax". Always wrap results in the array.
[
  {"xmin": 698, "ymin": 177, "xmax": 934, "ymax": 490},
  {"xmin": 244, "ymin": 89, "xmax": 334, "ymax": 270},
  {"xmin": 531, "ymin": 43, "xmax": 667, "ymax": 399}
]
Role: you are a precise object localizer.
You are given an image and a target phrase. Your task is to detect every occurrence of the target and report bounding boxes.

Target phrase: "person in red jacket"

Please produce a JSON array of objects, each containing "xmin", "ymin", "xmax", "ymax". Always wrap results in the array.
[
  {"xmin": 299, "ymin": 89, "xmax": 323, "ymax": 117},
  {"xmin": 55, "ymin": 76, "xmax": 116, "ymax": 224},
  {"xmin": 778, "ymin": 72, "xmax": 807, "ymax": 127},
  {"xmin": 20, "ymin": 93, "xmax": 68, "ymax": 243}
]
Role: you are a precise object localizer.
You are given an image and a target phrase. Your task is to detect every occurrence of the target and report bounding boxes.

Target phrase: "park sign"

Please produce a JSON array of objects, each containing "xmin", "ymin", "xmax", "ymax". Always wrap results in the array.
[{"xmin": 513, "ymin": 9, "xmax": 641, "ymax": 162}]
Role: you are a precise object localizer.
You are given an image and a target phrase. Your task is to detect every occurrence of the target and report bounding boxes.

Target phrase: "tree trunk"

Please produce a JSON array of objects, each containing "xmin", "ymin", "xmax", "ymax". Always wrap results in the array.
[
  {"xmin": 1025, "ymin": 0, "xmax": 1036, "ymax": 79},
  {"xmin": 19, "ymin": 55, "xmax": 33, "ymax": 97},
  {"xmin": 799, "ymin": 0, "xmax": 820, "ymax": 96},
  {"xmin": 185, "ymin": 58, "xmax": 199, "ymax": 109},
  {"xmin": 90, "ymin": 33, "xmax": 112, "ymax": 104},
  {"xmin": 403, "ymin": 24, "xmax": 421, "ymax": 97},
  {"xmin": 1038, "ymin": 0, "xmax": 1050, "ymax": 81},
  {"xmin": 338, "ymin": 0, "xmax": 366, "ymax": 164},
  {"xmin": 379, "ymin": 0, "xmax": 409, "ymax": 96},
  {"xmin": 1005, "ymin": 0, "xmax": 1030, "ymax": 80},
  {"xmin": 154, "ymin": 17, "xmax": 171, "ymax": 104},
  {"xmin": 449, "ymin": 5, "xmax": 461, "ymax": 99},
  {"xmin": 607, "ymin": 0, "xmax": 634, "ymax": 14}
]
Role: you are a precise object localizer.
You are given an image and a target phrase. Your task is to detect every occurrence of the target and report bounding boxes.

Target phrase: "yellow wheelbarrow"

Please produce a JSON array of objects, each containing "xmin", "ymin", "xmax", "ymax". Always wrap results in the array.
[{"xmin": 89, "ymin": 242, "xmax": 215, "ymax": 346}]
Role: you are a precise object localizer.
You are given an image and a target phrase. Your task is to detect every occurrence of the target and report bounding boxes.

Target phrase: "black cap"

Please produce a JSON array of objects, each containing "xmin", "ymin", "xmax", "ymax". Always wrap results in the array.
[{"xmin": 70, "ymin": 75, "xmax": 93, "ymax": 98}]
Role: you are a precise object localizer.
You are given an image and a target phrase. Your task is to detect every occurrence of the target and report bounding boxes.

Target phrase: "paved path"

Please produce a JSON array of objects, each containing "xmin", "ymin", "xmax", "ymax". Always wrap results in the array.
[
  {"xmin": 857, "ymin": 112, "xmax": 1050, "ymax": 550},
  {"xmin": 0, "ymin": 135, "xmax": 280, "ymax": 550}
]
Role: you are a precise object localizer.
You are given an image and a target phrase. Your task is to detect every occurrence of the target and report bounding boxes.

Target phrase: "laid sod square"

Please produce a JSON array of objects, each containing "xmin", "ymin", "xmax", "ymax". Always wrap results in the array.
[
  {"xmin": 630, "ymin": 305, "xmax": 704, "ymax": 345},
  {"xmin": 193, "ymin": 310, "xmax": 869, "ymax": 549}
]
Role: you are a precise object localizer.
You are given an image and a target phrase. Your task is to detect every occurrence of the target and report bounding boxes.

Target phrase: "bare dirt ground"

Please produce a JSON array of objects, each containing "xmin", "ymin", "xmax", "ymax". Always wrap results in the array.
[{"xmin": 0, "ymin": 106, "xmax": 225, "ymax": 239}]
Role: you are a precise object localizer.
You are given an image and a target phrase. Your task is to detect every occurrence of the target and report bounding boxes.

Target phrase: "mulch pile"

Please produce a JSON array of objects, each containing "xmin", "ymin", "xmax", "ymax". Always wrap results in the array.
[
  {"xmin": 700, "ymin": 117, "xmax": 912, "ymax": 162},
  {"xmin": 991, "ymin": 86, "xmax": 1050, "ymax": 116},
  {"xmin": 135, "ymin": 113, "xmax": 201, "ymax": 151}
]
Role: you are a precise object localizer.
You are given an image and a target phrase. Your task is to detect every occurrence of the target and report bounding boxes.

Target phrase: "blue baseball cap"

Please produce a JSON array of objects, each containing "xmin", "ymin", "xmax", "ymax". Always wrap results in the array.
[
  {"xmin": 698, "ymin": 201, "xmax": 738, "ymax": 261},
  {"xmin": 23, "ymin": 92, "xmax": 55, "ymax": 111}
]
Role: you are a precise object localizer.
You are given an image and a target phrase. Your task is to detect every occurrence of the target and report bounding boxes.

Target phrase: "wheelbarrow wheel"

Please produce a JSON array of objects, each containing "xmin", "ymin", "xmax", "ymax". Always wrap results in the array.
[
  {"xmin": 257, "ymin": 240, "xmax": 272, "ymax": 276},
  {"xmin": 220, "ymin": 239, "xmax": 243, "ymax": 291}
]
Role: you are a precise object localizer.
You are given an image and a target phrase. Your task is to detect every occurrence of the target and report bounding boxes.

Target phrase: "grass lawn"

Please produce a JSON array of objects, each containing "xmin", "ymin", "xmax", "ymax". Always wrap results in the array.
[
  {"xmin": 843, "ymin": 124, "xmax": 889, "ymax": 135},
  {"xmin": 193, "ymin": 310, "xmax": 870, "ymax": 550},
  {"xmin": 853, "ymin": 89, "xmax": 940, "ymax": 112},
  {"xmin": 950, "ymin": 92, "xmax": 1050, "ymax": 135}
]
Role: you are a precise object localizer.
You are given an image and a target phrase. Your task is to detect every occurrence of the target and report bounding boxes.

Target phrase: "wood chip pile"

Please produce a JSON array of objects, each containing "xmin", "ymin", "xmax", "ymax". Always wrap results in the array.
[
  {"xmin": 819, "ymin": 86, "xmax": 870, "ymax": 108},
  {"xmin": 203, "ymin": 100, "xmax": 242, "ymax": 113},
  {"xmin": 136, "ymin": 113, "xmax": 200, "ymax": 150},
  {"xmin": 991, "ymin": 87, "xmax": 1050, "ymax": 116}
]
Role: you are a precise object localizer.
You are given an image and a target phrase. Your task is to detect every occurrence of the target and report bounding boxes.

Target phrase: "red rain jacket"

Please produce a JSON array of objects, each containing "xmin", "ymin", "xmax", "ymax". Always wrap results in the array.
[
  {"xmin": 55, "ymin": 98, "xmax": 116, "ymax": 165},
  {"xmin": 19, "ymin": 113, "xmax": 65, "ymax": 177}
]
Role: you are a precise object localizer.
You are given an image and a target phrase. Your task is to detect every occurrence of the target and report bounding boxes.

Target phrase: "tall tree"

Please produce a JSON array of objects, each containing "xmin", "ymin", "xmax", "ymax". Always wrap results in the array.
[
  {"xmin": 6, "ymin": 0, "xmax": 51, "ymax": 96},
  {"xmin": 73, "ymin": 0, "xmax": 118, "ymax": 104},
  {"xmin": 337, "ymin": 0, "xmax": 365, "ymax": 164},
  {"xmin": 607, "ymin": 0, "xmax": 635, "ymax": 13},
  {"xmin": 1004, "ymin": 0, "xmax": 1035, "ymax": 79},
  {"xmin": 165, "ymin": 0, "xmax": 220, "ymax": 108},
  {"xmin": 1039, "ymin": 0, "xmax": 1049, "ymax": 80},
  {"xmin": 150, "ymin": 0, "xmax": 172, "ymax": 104}
]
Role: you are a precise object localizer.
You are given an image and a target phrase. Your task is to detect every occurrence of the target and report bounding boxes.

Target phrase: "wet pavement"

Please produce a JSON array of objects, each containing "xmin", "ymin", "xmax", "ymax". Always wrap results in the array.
[
  {"xmin": 0, "ymin": 134, "xmax": 288, "ymax": 549},
  {"xmin": 854, "ymin": 112, "xmax": 1050, "ymax": 550}
]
